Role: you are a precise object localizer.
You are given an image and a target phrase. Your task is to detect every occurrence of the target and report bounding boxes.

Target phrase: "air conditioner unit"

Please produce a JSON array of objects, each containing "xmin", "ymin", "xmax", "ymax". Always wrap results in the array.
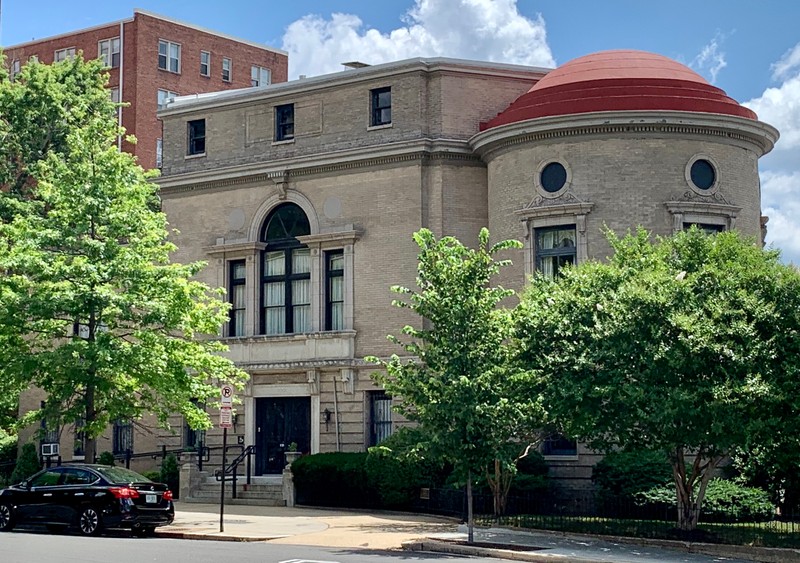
[{"xmin": 41, "ymin": 443, "xmax": 60, "ymax": 457}]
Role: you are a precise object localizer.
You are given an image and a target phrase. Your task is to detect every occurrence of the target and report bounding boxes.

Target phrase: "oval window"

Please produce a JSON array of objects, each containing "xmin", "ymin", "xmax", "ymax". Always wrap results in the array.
[
  {"xmin": 690, "ymin": 159, "xmax": 716, "ymax": 190},
  {"xmin": 540, "ymin": 162, "xmax": 567, "ymax": 193}
]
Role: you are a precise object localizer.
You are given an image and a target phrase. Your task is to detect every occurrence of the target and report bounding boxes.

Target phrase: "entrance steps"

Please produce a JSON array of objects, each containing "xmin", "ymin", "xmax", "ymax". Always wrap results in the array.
[{"xmin": 184, "ymin": 473, "xmax": 286, "ymax": 506}]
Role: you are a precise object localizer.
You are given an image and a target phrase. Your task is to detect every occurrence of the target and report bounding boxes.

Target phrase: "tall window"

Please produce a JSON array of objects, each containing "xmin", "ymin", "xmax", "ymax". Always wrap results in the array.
[
  {"xmin": 275, "ymin": 104, "xmax": 294, "ymax": 141},
  {"xmin": 110, "ymin": 87, "xmax": 120, "ymax": 103},
  {"xmin": 112, "ymin": 420, "xmax": 134, "ymax": 455},
  {"xmin": 251, "ymin": 65, "xmax": 270, "ymax": 87},
  {"xmin": 158, "ymin": 39, "xmax": 181, "ymax": 73},
  {"xmin": 229, "ymin": 260, "xmax": 246, "ymax": 336},
  {"xmin": 187, "ymin": 119, "xmax": 206, "ymax": 155},
  {"xmin": 261, "ymin": 203, "xmax": 311, "ymax": 335},
  {"xmin": 326, "ymin": 250, "xmax": 344, "ymax": 331},
  {"xmin": 10, "ymin": 59, "xmax": 20, "ymax": 81},
  {"xmin": 222, "ymin": 57, "xmax": 231, "ymax": 82},
  {"xmin": 370, "ymin": 86, "xmax": 392, "ymax": 126},
  {"xmin": 54, "ymin": 47, "xmax": 76, "ymax": 62},
  {"xmin": 368, "ymin": 391, "xmax": 393, "ymax": 446},
  {"xmin": 535, "ymin": 226, "xmax": 576, "ymax": 279},
  {"xmin": 156, "ymin": 138, "xmax": 163, "ymax": 168},
  {"xmin": 157, "ymin": 89, "xmax": 179, "ymax": 110},
  {"xmin": 98, "ymin": 37, "xmax": 120, "ymax": 68},
  {"xmin": 200, "ymin": 50, "xmax": 211, "ymax": 76}
]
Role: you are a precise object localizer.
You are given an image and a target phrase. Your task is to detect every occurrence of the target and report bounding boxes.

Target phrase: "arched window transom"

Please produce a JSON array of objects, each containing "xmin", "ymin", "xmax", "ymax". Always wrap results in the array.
[{"xmin": 261, "ymin": 203, "xmax": 311, "ymax": 335}]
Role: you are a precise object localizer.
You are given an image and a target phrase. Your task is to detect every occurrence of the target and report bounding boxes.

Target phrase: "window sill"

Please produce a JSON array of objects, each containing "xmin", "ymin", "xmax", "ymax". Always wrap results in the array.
[
  {"xmin": 185, "ymin": 152, "xmax": 206, "ymax": 160},
  {"xmin": 542, "ymin": 454, "xmax": 579, "ymax": 462},
  {"xmin": 158, "ymin": 68, "xmax": 181, "ymax": 75},
  {"xmin": 222, "ymin": 329, "xmax": 356, "ymax": 343},
  {"xmin": 272, "ymin": 138, "xmax": 295, "ymax": 146},
  {"xmin": 367, "ymin": 123, "xmax": 393, "ymax": 131}
]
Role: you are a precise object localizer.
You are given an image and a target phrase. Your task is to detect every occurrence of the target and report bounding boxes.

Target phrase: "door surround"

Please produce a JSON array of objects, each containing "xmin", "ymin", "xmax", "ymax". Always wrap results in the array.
[{"xmin": 245, "ymin": 384, "xmax": 320, "ymax": 455}]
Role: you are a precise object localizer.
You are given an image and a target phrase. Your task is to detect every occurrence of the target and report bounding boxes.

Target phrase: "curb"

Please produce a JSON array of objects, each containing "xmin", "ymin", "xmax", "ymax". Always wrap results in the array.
[
  {"xmin": 401, "ymin": 539, "xmax": 608, "ymax": 563},
  {"xmin": 156, "ymin": 530, "xmax": 276, "ymax": 542}
]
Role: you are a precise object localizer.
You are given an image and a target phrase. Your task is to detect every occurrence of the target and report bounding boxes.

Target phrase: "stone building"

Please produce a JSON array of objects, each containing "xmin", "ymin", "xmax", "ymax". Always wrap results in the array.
[
  {"xmin": 154, "ymin": 49, "xmax": 778, "ymax": 485},
  {"xmin": 2, "ymin": 9, "xmax": 288, "ymax": 171}
]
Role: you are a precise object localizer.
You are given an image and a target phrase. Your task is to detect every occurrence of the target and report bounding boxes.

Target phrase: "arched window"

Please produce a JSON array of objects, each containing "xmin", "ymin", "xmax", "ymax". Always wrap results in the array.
[{"xmin": 261, "ymin": 203, "xmax": 311, "ymax": 334}]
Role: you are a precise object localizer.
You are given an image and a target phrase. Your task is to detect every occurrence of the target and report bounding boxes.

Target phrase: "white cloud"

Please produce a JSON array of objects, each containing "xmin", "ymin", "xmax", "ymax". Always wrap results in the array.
[
  {"xmin": 690, "ymin": 32, "xmax": 728, "ymax": 84},
  {"xmin": 745, "ymin": 42, "xmax": 800, "ymax": 265},
  {"xmin": 281, "ymin": 0, "xmax": 556, "ymax": 79},
  {"xmin": 771, "ymin": 43, "xmax": 800, "ymax": 80}
]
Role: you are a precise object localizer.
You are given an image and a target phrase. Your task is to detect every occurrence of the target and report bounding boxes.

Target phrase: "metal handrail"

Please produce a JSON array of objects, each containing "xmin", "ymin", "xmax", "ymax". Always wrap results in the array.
[{"xmin": 213, "ymin": 444, "xmax": 256, "ymax": 499}]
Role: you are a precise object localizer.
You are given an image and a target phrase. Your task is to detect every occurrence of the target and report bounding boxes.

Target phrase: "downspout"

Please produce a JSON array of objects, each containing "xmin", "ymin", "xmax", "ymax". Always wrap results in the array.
[
  {"xmin": 332, "ymin": 374, "xmax": 341, "ymax": 452},
  {"xmin": 117, "ymin": 20, "xmax": 124, "ymax": 150}
]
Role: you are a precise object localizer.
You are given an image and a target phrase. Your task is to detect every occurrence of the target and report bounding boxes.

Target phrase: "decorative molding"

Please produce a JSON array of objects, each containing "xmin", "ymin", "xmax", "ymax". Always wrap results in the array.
[
  {"xmin": 157, "ymin": 139, "xmax": 479, "ymax": 194},
  {"xmin": 527, "ymin": 190, "xmax": 588, "ymax": 209},
  {"xmin": 270, "ymin": 171, "xmax": 290, "ymax": 200},
  {"xmin": 471, "ymin": 110, "xmax": 780, "ymax": 161},
  {"xmin": 679, "ymin": 190, "xmax": 733, "ymax": 205},
  {"xmin": 204, "ymin": 241, "xmax": 266, "ymax": 257},
  {"xmin": 516, "ymin": 201, "xmax": 595, "ymax": 219},
  {"xmin": 340, "ymin": 368, "xmax": 355, "ymax": 395},
  {"xmin": 306, "ymin": 369, "xmax": 320, "ymax": 395},
  {"xmin": 297, "ymin": 229, "xmax": 361, "ymax": 247},
  {"xmin": 665, "ymin": 200, "xmax": 741, "ymax": 234}
]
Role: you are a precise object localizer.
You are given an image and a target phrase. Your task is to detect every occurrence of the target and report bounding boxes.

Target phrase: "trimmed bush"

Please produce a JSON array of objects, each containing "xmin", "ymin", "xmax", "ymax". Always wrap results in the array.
[
  {"xmin": 10, "ymin": 443, "xmax": 41, "ymax": 483},
  {"xmin": 141, "ymin": 470, "xmax": 161, "ymax": 482},
  {"xmin": 0, "ymin": 433, "xmax": 16, "ymax": 480},
  {"xmin": 636, "ymin": 479, "xmax": 775, "ymax": 523},
  {"xmin": 97, "ymin": 451, "xmax": 116, "ymax": 466},
  {"xmin": 292, "ymin": 452, "xmax": 372, "ymax": 507}
]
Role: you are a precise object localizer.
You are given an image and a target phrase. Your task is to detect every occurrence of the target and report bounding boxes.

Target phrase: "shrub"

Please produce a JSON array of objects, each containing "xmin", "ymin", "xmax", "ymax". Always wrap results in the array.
[
  {"xmin": 10, "ymin": 443, "xmax": 41, "ymax": 483},
  {"xmin": 636, "ymin": 479, "xmax": 775, "ymax": 523},
  {"xmin": 510, "ymin": 451, "xmax": 550, "ymax": 495},
  {"xmin": 97, "ymin": 451, "xmax": 116, "ymax": 466},
  {"xmin": 0, "ymin": 432, "xmax": 16, "ymax": 480},
  {"xmin": 142, "ymin": 470, "xmax": 162, "ymax": 482},
  {"xmin": 593, "ymin": 449, "xmax": 673, "ymax": 500},
  {"xmin": 160, "ymin": 454, "xmax": 180, "ymax": 498},
  {"xmin": 365, "ymin": 428, "xmax": 450, "ymax": 508},
  {"xmin": 291, "ymin": 452, "xmax": 372, "ymax": 507}
]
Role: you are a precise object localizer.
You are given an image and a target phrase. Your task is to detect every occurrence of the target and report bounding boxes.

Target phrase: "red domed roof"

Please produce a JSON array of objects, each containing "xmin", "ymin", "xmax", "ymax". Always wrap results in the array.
[{"xmin": 483, "ymin": 50, "xmax": 756, "ymax": 130}]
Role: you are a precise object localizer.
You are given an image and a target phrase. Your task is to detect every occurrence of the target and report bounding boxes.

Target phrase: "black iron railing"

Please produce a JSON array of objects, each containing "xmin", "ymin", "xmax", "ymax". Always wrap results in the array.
[{"xmin": 213, "ymin": 445, "xmax": 257, "ymax": 499}]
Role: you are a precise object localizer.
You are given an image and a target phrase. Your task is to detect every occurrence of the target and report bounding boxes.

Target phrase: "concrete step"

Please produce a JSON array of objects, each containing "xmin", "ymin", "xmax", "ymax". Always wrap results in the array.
[
  {"xmin": 182, "ymin": 495, "xmax": 285, "ymax": 507},
  {"xmin": 192, "ymin": 489, "xmax": 283, "ymax": 500}
]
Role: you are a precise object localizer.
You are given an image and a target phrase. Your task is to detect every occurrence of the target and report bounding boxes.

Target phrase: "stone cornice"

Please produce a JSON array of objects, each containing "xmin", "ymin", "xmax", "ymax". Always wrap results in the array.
[
  {"xmin": 470, "ymin": 111, "xmax": 780, "ymax": 161},
  {"xmin": 157, "ymin": 138, "xmax": 479, "ymax": 194},
  {"xmin": 297, "ymin": 229, "xmax": 361, "ymax": 246},
  {"xmin": 515, "ymin": 201, "xmax": 595, "ymax": 220},
  {"xmin": 665, "ymin": 200, "xmax": 741, "ymax": 216},
  {"xmin": 160, "ymin": 57, "xmax": 547, "ymax": 117},
  {"xmin": 204, "ymin": 241, "xmax": 266, "ymax": 256}
]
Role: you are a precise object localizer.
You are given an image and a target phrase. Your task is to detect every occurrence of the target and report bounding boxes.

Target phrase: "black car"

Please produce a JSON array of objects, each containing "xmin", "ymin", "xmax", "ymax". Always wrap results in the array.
[{"xmin": 0, "ymin": 464, "xmax": 175, "ymax": 536}]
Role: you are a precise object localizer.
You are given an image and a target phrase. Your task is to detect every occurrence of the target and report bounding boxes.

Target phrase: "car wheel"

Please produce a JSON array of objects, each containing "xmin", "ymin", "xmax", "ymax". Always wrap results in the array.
[
  {"xmin": 77, "ymin": 506, "xmax": 103, "ymax": 536},
  {"xmin": 0, "ymin": 503, "xmax": 14, "ymax": 532}
]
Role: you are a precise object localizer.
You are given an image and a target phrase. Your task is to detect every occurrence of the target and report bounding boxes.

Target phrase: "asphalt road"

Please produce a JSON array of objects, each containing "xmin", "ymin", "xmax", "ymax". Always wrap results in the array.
[{"xmin": 0, "ymin": 529, "xmax": 500, "ymax": 563}]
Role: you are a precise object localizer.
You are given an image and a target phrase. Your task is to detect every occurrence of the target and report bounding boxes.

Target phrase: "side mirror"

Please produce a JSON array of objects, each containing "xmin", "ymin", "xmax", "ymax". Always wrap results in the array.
[{"xmin": 24, "ymin": 480, "xmax": 32, "ymax": 490}]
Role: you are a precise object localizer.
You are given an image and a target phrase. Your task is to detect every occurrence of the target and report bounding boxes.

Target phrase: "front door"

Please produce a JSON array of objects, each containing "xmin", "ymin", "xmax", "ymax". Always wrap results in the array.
[{"xmin": 255, "ymin": 397, "xmax": 310, "ymax": 475}]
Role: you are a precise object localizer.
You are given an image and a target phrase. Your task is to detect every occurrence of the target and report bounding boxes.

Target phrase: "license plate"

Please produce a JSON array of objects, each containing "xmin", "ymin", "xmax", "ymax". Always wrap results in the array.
[{"xmin": 146, "ymin": 494, "xmax": 157, "ymax": 504}]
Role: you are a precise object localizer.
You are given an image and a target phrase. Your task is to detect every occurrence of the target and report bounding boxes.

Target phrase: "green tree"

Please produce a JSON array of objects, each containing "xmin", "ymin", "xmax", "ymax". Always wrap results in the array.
[
  {"xmin": 514, "ymin": 227, "xmax": 800, "ymax": 532},
  {"xmin": 369, "ymin": 228, "xmax": 545, "ymax": 541},
  {"xmin": 0, "ymin": 55, "xmax": 247, "ymax": 462}
]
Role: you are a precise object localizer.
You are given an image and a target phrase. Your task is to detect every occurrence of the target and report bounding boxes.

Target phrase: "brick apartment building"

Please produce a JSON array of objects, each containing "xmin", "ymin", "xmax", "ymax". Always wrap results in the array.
[{"xmin": 2, "ymin": 9, "xmax": 288, "ymax": 170}]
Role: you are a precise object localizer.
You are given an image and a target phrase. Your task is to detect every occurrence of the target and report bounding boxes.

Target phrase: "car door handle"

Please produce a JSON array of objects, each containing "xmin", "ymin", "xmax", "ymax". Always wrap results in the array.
[{"xmin": 43, "ymin": 493, "xmax": 53, "ymax": 497}]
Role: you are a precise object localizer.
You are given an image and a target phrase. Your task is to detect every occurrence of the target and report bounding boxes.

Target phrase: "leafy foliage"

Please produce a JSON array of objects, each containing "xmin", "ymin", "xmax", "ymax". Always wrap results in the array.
[
  {"xmin": 0, "ymin": 55, "xmax": 247, "ymax": 461},
  {"xmin": 160, "ymin": 453, "xmax": 180, "ymax": 498},
  {"xmin": 369, "ymin": 228, "xmax": 545, "ymax": 523},
  {"xmin": 366, "ymin": 427, "xmax": 451, "ymax": 508},
  {"xmin": 96, "ymin": 451, "xmax": 116, "ymax": 466},
  {"xmin": 636, "ymin": 479, "xmax": 775, "ymax": 523},
  {"xmin": 593, "ymin": 449, "xmax": 673, "ymax": 500},
  {"xmin": 10, "ymin": 443, "xmax": 40, "ymax": 484},
  {"xmin": 515, "ymin": 227, "xmax": 800, "ymax": 530}
]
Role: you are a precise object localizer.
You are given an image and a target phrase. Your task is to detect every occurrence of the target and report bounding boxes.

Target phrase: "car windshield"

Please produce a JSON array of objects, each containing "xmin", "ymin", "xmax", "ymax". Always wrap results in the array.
[{"xmin": 93, "ymin": 466, "xmax": 152, "ymax": 484}]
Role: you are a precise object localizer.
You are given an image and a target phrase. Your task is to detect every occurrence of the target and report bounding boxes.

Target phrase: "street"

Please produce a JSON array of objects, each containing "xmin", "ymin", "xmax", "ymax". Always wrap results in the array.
[{"xmin": 0, "ymin": 530, "xmax": 497, "ymax": 563}]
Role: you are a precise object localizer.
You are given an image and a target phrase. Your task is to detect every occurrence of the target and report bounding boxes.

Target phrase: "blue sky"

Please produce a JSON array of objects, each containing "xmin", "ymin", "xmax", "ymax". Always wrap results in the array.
[{"xmin": 2, "ymin": 1, "xmax": 799, "ymax": 262}]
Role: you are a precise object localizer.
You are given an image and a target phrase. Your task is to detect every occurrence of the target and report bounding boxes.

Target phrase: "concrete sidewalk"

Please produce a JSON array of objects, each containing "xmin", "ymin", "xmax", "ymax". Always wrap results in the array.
[
  {"xmin": 158, "ymin": 502, "xmax": 457, "ymax": 548},
  {"xmin": 159, "ymin": 503, "xmax": 797, "ymax": 563}
]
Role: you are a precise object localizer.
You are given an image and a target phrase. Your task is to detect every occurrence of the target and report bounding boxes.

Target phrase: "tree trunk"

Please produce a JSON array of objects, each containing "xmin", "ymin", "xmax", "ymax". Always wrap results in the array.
[
  {"xmin": 467, "ymin": 470, "xmax": 474, "ymax": 544},
  {"xmin": 486, "ymin": 458, "xmax": 513, "ymax": 516},
  {"xmin": 671, "ymin": 448, "xmax": 722, "ymax": 532},
  {"xmin": 84, "ymin": 383, "xmax": 96, "ymax": 463}
]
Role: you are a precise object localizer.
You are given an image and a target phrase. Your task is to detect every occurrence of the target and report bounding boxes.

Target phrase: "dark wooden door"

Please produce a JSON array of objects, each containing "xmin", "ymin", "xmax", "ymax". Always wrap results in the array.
[{"xmin": 255, "ymin": 397, "xmax": 310, "ymax": 475}]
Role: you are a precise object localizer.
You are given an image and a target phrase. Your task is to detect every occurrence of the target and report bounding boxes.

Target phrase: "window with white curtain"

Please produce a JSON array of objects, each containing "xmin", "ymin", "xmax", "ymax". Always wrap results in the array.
[
  {"xmin": 326, "ymin": 250, "xmax": 344, "ymax": 330},
  {"xmin": 261, "ymin": 203, "xmax": 311, "ymax": 335},
  {"xmin": 229, "ymin": 260, "xmax": 246, "ymax": 336},
  {"xmin": 535, "ymin": 226, "xmax": 576, "ymax": 279}
]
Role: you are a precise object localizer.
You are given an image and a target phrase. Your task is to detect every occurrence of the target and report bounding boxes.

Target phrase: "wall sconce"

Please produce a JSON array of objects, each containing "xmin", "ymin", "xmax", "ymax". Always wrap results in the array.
[
  {"xmin": 232, "ymin": 413, "xmax": 238, "ymax": 432},
  {"xmin": 323, "ymin": 408, "xmax": 332, "ymax": 431}
]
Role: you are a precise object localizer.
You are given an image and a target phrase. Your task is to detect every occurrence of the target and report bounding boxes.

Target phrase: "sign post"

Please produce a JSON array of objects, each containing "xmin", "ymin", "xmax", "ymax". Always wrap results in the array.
[{"xmin": 219, "ymin": 384, "xmax": 234, "ymax": 533}]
